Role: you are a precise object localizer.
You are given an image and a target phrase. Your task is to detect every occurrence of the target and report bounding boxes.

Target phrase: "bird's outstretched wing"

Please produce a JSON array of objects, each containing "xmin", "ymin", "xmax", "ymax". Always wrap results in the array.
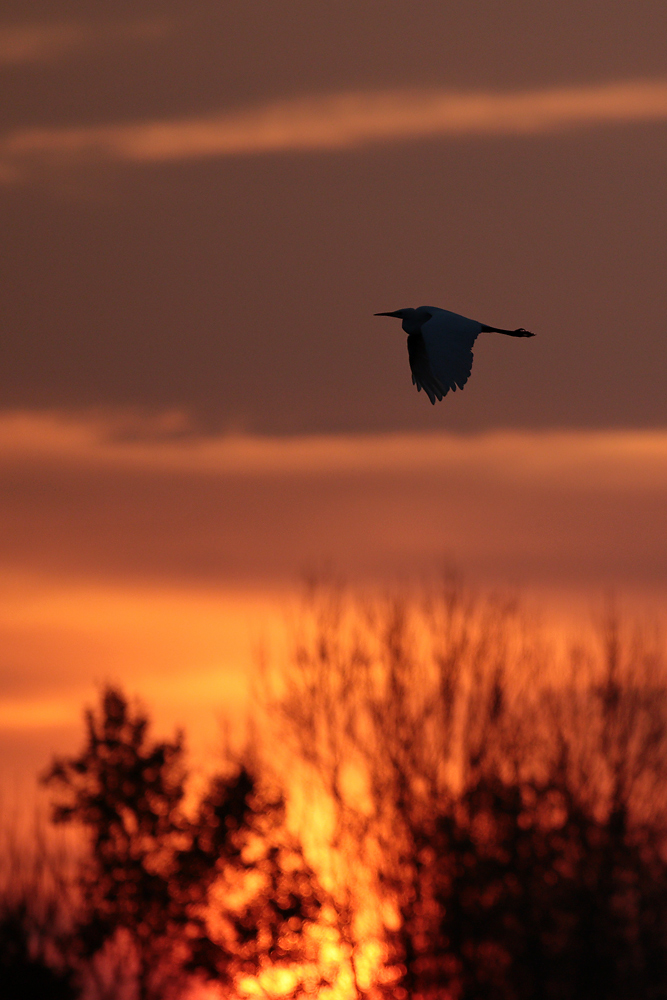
[
  {"xmin": 407, "ymin": 333, "xmax": 445, "ymax": 404},
  {"xmin": 421, "ymin": 315, "xmax": 480, "ymax": 395}
]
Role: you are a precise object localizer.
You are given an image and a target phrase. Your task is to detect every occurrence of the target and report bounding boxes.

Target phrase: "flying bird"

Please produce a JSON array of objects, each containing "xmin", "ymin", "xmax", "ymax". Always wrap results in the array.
[{"xmin": 375, "ymin": 306, "xmax": 535, "ymax": 404}]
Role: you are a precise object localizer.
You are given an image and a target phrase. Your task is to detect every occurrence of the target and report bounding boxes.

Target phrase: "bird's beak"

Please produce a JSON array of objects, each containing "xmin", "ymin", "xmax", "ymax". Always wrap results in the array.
[{"xmin": 374, "ymin": 310, "xmax": 404, "ymax": 318}]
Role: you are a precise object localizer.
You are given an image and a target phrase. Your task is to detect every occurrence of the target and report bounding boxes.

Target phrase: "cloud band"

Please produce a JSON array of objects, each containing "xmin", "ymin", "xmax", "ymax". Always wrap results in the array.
[{"xmin": 3, "ymin": 79, "xmax": 667, "ymax": 179}]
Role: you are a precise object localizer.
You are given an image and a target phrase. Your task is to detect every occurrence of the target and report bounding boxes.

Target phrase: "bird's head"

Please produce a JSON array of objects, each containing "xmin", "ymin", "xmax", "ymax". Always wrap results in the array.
[
  {"xmin": 375, "ymin": 308, "xmax": 412, "ymax": 319},
  {"xmin": 375, "ymin": 307, "xmax": 432, "ymax": 334}
]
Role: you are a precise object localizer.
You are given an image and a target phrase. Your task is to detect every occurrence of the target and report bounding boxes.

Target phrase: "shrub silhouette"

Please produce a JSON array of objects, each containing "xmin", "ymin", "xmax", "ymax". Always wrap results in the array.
[
  {"xmin": 0, "ymin": 817, "xmax": 77, "ymax": 1000},
  {"xmin": 0, "ymin": 899, "xmax": 77, "ymax": 999}
]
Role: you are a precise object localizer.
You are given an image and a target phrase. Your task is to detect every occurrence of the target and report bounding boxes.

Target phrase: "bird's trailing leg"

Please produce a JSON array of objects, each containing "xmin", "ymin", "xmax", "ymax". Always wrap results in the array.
[{"xmin": 481, "ymin": 325, "xmax": 535, "ymax": 337}]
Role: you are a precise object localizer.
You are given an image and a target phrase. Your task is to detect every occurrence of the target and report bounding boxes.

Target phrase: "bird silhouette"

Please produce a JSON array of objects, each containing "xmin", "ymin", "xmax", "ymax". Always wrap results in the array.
[{"xmin": 375, "ymin": 306, "xmax": 535, "ymax": 404}]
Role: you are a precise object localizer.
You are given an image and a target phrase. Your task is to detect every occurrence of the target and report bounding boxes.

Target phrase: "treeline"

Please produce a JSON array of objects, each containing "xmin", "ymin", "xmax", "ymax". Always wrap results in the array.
[{"xmin": 4, "ymin": 584, "xmax": 667, "ymax": 999}]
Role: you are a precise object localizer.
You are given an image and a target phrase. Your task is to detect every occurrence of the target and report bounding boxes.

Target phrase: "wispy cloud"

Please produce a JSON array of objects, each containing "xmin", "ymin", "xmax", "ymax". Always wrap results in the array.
[
  {"xmin": 3, "ymin": 78, "xmax": 667, "ymax": 180},
  {"xmin": 0, "ymin": 23, "xmax": 88, "ymax": 64},
  {"xmin": 0, "ymin": 18, "xmax": 170, "ymax": 67}
]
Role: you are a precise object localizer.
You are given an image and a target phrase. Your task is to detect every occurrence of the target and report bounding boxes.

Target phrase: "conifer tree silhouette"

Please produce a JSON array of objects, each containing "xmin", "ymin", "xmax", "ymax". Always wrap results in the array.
[{"xmin": 45, "ymin": 687, "xmax": 327, "ymax": 999}]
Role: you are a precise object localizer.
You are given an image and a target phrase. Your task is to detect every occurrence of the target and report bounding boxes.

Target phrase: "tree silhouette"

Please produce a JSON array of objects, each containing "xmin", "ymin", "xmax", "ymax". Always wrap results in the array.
[
  {"xmin": 38, "ymin": 588, "xmax": 667, "ymax": 999},
  {"xmin": 267, "ymin": 583, "xmax": 667, "ymax": 999},
  {"xmin": 45, "ymin": 687, "xmax": 199, "ymax": 1000},
  {"xmin": 44, "ymin": 686, "xmax": 328, "ymax": 999}
]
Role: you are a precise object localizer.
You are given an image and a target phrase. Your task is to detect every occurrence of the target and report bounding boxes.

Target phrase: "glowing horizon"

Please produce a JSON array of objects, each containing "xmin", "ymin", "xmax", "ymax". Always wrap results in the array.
[{"xmin": 1, "ymin": 408, "xmax": 666, "ymax": 764}]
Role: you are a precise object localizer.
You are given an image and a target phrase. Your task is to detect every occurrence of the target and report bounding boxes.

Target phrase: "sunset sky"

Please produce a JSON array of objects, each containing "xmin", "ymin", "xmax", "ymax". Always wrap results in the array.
[{"xmin": 2, "ymin": 1, "xmax": 667, "ymax": 799}]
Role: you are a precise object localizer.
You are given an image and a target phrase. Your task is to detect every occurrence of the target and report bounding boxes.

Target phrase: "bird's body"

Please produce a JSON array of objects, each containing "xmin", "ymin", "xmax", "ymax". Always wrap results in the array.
[{"xmin": 375, "ymin": 306, "xmax": 534, "ymax": 404}]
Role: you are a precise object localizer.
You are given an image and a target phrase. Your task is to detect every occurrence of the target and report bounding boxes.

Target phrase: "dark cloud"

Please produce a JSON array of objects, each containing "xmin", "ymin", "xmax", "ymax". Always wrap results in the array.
[
  {"xmin": 2, "ymin": 1, "xmax": 667, "ymax": 434},
  {"xmin": 2, "ymin": 130, "xmax": 667, "ymax": 433}
]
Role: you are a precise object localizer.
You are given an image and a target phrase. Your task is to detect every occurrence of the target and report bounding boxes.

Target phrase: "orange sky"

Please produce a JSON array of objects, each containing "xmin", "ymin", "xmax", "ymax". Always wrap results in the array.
[
  {"xmin": 1, "ymin": 411, "xmax": 666, "ymax": 802},
  {"xmin": 3, "ymin": 3, "xmax": 667, "ymax": 815}
]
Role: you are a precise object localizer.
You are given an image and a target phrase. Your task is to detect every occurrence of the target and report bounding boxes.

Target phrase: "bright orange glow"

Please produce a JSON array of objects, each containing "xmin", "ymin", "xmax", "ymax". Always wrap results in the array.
[{"xmin": 0, "ymin": 573, "xmax": 286, "ymax": 756}]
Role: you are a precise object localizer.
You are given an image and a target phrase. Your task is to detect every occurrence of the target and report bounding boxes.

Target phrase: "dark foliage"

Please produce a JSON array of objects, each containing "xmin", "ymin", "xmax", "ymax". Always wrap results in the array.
[
  {"xmin": 0, "ymin": 812, "xmax": 78, "ymax": 1000},
  {"xmin": 0, "ymin": 900, "xmax": 76, "ymax": 1000},
  {"xmin": 23, "ymin": 588, "xmax": 667, "ymax": 999},
  {"xmin": 271, "ymin": 585, "xmax": 667, "ymax": 999},
  {"xmin": 44, "ymin": 686, "xmax": 326, "ymax": 1000},
  {"xmin": 389, "ymin": 776, "xmax": 667, "ymax": 1000}
]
